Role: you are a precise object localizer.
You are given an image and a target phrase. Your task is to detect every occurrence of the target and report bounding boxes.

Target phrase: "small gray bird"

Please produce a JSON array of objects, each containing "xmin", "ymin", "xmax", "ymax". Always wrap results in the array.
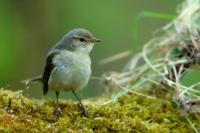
[{"xmin": 25, "ymin": 28, "xmax": 101, "ymax": 117}]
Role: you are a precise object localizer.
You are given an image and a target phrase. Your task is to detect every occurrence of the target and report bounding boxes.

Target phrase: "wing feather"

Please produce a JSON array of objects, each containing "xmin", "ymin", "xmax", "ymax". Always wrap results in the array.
[{"xmin": 42, "ymin": 52, "xmax": 58, "ymax": 95}]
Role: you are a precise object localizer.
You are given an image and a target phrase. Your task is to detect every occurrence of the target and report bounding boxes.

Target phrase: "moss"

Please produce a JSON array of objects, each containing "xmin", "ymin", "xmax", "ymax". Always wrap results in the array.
[{"xmin": 0, "ymin": 88, "xmax": 199, "ymax": 133}]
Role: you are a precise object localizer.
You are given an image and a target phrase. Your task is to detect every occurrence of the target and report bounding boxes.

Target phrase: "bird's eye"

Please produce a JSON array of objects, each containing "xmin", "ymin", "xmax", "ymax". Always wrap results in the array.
[{"xmin": 79, "ymin": 38, "xmax": 85, "ymax": 42}]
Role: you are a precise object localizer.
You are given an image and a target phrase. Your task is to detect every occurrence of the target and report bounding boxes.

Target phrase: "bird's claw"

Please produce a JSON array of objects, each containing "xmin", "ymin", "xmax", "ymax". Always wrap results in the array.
[
  {"xmin": 78, "ymin": 103, "xmax": 88, "ymax": 117},
  {"xmin": 54, "ymin": 107, "xmax": 62, "ymax": 118},
  {"xmin": 82, "ymin": 109, "xmax": 88, "ymax": 117}
]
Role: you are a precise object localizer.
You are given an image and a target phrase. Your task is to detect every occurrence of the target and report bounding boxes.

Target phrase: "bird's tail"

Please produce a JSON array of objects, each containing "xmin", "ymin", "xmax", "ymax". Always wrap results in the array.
[{"xmin": 21, "ymin": 75, "xmax": 43, "ymax": 84}]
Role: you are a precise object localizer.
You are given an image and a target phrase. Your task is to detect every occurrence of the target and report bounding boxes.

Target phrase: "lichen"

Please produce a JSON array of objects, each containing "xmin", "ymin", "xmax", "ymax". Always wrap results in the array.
[{"xmin": 0, "ymin": 88, "xmax": 199, "ymax": 133}]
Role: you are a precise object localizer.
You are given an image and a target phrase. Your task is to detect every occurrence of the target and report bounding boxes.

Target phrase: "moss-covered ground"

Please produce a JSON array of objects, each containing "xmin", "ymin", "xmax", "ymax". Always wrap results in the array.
[{"xmin": 0, "ymin": 87, "xmax": 199, "ymax": 133}]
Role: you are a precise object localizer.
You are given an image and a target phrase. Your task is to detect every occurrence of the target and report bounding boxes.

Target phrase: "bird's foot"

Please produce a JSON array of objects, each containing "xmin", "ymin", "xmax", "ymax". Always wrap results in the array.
[
  {"xmin": 53, "ymin": 107, "xmax": 62, "ymax": 118},
  {"xmin": 78, "ymin": 103, "xmax": 88, "ymax": 117},
  {"xmin": 4, "ymin": 98, "xmax": 14, "ymax": 114}
]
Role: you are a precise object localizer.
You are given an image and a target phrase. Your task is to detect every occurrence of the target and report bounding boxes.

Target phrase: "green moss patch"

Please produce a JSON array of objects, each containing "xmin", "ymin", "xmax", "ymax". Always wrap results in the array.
[{"xmin": 0, "ymin": 88, "xmax": 198, "ymax": 132}]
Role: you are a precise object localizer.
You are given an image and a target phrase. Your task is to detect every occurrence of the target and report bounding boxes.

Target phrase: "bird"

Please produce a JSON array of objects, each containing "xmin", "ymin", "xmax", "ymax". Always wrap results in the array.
[{"xmin": 24, "ymin": 28, "xmax": 101, "ymax": 117}]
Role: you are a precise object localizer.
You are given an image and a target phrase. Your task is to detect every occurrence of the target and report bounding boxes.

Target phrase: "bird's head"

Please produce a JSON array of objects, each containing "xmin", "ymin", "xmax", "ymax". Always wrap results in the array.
[{"xmin": 62, "ymin": 28, "xmax": 101, "ymax": 54}]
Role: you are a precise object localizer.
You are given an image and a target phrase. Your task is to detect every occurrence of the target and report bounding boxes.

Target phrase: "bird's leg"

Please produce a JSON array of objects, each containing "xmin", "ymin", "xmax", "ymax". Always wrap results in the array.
[
  {"xmin": 54, "ymin": 91, "xmax": 62, "ymax": 117},
  {"xmin": 72, "ymin": 91, "xmax": 88, "ymax": 117}
]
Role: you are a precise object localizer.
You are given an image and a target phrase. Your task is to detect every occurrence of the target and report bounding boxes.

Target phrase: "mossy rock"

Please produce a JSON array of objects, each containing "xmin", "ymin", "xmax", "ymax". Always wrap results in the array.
[{"xmin": 0, "ymin": 88, "xmax": 199, "ymax": 133}]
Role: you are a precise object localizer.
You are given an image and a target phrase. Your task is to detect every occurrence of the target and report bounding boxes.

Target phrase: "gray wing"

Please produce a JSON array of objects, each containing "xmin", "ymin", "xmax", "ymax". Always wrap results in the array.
[{"xmin": 42, "ymin": 52, "xmax": 59, "ymax": 95}]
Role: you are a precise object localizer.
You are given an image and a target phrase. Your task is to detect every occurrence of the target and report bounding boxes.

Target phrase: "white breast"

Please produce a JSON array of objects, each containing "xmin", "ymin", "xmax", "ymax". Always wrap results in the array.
[{"xmin": 48, "ymin": 50, "xmax": 91, "ymax": 92}]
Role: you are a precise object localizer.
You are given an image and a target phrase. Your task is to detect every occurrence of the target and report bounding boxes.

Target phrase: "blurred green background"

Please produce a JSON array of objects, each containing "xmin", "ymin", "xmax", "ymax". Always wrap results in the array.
[{"xmin": 0, "ymin": 0, "xmax": 182, "ymax": 99}]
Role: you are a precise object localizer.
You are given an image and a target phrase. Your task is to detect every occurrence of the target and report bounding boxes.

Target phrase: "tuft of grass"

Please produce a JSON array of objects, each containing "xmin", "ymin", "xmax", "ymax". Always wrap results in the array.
[{"xmin": 101, "ymin": 0, "xmax": 200, "ymax": 132}]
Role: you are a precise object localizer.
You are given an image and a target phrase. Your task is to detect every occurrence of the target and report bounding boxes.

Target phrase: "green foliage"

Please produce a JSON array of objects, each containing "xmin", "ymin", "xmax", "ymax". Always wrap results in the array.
[
  {"xmin": 0, "ymin": 88, "xmax": 198, "ymax": 132},
  {"xmin": 0, "ymin": 3, "xmax": 17, "ymax": 83}
]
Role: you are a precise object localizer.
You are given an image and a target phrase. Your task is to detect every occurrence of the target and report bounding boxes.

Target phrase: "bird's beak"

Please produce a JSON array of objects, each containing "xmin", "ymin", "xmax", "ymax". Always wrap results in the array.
[{"xmin": 90, "ymin": 38, "xmax": 101, "ymax": 43}]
